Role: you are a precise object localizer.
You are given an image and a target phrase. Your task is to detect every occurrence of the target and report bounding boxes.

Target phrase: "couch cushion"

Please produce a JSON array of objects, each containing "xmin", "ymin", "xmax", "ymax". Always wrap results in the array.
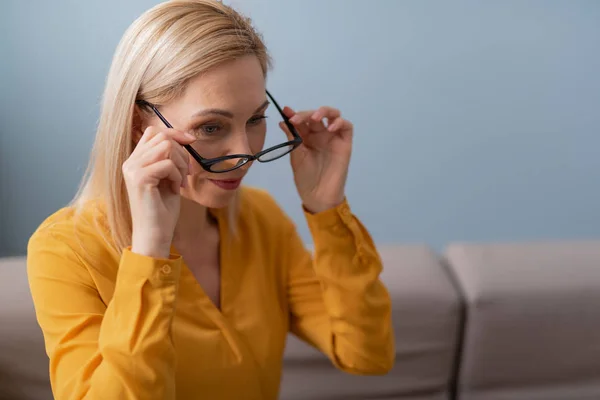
[
  {"xmin": 0, "ymin": 256, "xmax": 53, "ymax": 400},
  {"xmin": 1, "ymin": 245, "xmax": 462, "ymax": 400},
  {"xmin": 279, "ymin": 245, "xmax": 461, "ymax": 400},
  {"xmin": 445, "ymin": 240, "xmax": 600, "ymax": 400}
]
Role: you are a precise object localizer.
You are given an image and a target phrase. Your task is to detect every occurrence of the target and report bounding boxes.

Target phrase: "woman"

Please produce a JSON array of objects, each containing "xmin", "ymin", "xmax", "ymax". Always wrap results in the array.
[{"xmin": 27, "ymin": 0, "xmax": 394, "ymax": 399}]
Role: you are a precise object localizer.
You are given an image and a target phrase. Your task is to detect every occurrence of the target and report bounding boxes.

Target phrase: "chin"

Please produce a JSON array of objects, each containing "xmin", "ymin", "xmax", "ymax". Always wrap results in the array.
[{"xmin": 181, "ymin": 177, "xmax": 241, "ymax": 209}]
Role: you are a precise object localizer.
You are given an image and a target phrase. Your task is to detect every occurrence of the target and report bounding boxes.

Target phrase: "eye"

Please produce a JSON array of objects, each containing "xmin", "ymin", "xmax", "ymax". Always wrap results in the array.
[
  {"xmin": 248, "ymin": 115, "xmax": 267, "ymax": 126},
  {"xmin": 195, "ymin": 124, "xmax": 222, "ymax": 136}
]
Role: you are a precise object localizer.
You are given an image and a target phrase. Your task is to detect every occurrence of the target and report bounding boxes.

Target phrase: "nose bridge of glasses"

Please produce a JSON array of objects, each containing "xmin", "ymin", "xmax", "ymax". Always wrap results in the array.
[{"xmin": 225, "ymin": 129, "xmax": 254, "ymax": 157}]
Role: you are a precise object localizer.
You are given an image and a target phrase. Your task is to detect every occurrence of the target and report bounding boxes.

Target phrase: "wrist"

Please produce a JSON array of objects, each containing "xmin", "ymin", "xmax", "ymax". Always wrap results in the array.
[
  {"xmin": 302, "ymin": 196, "xmax": 346, "ymax": 214},
  {"xmin": 131, "ymin": 234, "xmax": 172, "ymax": 259},
  {"xmin": 130, "ymin": 245, "xmax": 171, "ymax": 259}
]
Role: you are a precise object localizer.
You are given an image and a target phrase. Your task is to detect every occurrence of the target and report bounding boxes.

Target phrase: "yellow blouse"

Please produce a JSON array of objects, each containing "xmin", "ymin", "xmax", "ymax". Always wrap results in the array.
[{"xmin": 27, "ymin": 186, "xmax": 394, "ymax": 399}]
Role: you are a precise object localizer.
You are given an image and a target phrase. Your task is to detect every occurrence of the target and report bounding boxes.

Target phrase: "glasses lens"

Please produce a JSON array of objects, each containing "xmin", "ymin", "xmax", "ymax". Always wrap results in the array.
[
  {"xmin": 257, "ymin": 99, "xmax": 299, "ymax": 162},
  {"xmin": 209, "ymin": 157, "xmax": 249, "ymax": 172},
  {"xmin": 257, "ymin": 144, "xmax": 295, "ymax": 162}
]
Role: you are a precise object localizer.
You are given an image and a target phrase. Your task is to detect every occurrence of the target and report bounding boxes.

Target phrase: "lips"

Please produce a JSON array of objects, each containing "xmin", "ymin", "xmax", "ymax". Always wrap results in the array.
[{"xmin": 208, "ymin": 178, "xmax": 242, "ymax": 190}]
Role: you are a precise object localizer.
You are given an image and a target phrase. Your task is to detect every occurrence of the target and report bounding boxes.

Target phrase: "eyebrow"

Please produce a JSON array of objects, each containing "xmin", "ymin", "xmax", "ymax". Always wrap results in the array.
[{"xmin": 191, "ymin": 99, "xmax": 270, "ymax": 119}]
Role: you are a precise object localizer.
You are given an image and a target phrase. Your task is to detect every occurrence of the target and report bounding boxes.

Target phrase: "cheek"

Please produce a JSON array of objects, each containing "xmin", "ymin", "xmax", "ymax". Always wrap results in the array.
[
  {"xmin": 180, "ymin": 171, "xmax": 214, "ymax": 200},
  {"xmin": 189, "ymin": 159, "xmax": 204, "ymax": 175},
  {"xmin": 180, "ymin": 173, "xmax": 238, "ymax": 209},
  {"xmin": 183, "ymin": 159, "xmax": 211, "ymax": 188},
  {"xmin": 249, "ymin": 130, "xmax": 267, "ymax": 154}
]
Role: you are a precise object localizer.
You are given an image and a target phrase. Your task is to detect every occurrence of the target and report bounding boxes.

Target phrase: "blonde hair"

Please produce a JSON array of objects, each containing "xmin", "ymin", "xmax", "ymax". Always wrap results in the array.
[{"xmin": 72, "ymin": 0, "xmax": 271, "ymax": 254}]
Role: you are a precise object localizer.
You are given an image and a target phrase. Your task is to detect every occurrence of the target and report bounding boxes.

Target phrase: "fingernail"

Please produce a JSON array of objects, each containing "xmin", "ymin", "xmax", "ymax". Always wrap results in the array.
[
  {"xmin": 184, "ymin": 132, "xmax": 196, "ymax": 140},
  {"xmin": 290, "ymin": 115, "xmax": 300, "ymax": 123}
]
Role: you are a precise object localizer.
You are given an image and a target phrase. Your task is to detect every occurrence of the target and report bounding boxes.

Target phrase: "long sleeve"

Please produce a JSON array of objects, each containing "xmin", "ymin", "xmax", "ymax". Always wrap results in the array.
[
  {"xmin": 286, "ymin": 198, "xmax": 395, "ymax": 375},
  {"xmin": 27, "ymin": 231, "xmax": 182, "ymax": 400}
]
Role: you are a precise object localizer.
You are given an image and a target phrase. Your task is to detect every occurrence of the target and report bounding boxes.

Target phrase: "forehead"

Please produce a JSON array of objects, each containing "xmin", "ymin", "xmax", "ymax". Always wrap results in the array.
[{"xmin": 181, "ymin": 55, "xmax": 266, "ymax": 109}]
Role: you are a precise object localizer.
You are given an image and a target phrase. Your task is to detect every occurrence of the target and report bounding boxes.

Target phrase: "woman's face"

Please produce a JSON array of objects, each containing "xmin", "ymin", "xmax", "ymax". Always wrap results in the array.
[{"xmin": 141, "ymin": 55, "xmax": 268, "ymax": 209}]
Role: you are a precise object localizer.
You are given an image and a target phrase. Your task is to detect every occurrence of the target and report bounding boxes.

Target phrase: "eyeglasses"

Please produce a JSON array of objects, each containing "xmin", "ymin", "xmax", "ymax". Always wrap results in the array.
[{"xmin": 135, "ymin": 90, "xmax": 302, "ymax": 173}]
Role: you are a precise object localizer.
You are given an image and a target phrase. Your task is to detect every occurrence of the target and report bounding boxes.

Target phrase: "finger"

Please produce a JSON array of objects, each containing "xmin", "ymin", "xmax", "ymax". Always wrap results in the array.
[
  {"xmin": 311, "ymin": 106, "xmax": 341, "ymax": 127},
  {"xmin": 143, "ymin": 159, "xmax": 183, "ymax": 194},
  {"xmin": 285, "ymin": 108, "xmax": 327, "ymax": 136},
  {"xmin": 153, "ymin": 141, "xmax": 190, "ymax": 183},
  {"xmin": 137, "ymin": 138, "xmax": 187, "ymax": 172},
  {"xmin": 140, "ymin": 126, "xmax": 196, "ymax": 148},
  {"xmin": 136, "ymin": 126, "xmax": 162, "ymax": 147},
  {"xmin": 288, "ymin": 109, "xmax": 315, "ymax": 125},
  {"xmin": 279, "ymin": 121, "xmax": 294, "ymax": 141},
  {"xmin": 282, "ymin": 106, "xmax": 314, "ymax": 120},
  {"xmin": 137, "ymin": 147, "xmax": 189, "ymax": 190},
  {"xmin": 326, "ymin": 117, "xmax": 346, "ymax": 132},
  {"xmin": 282, "ymin": 106, "xmax": 295, "ymax": 119},
  {"xmin": 138, "ymin": 131, "xmax": 191, "ymax": 187},
  {"xmin": 146, "ymin": 131, "xmax": 170, "ymax": 149},
  {"xmin": 281, "ymin": 107, "xmax": 311, "ymax": 138},
  {"xmin": 170, "ymin": 144, "xmax": 190, "ymax": 188},
  {"xmin": 288, "ymin": 108, "xmax": 329, "ymax": 132},
  {"xmin": 282, "ymin": 107, "xmax": 313, "ymax": 123},
  {"xmin": 307, "ymin": 117, "xmax": 326, "ymax": 132},
  {"xmin": 327, "ymin": 118, "xmax": 354, "ymax": 139}
]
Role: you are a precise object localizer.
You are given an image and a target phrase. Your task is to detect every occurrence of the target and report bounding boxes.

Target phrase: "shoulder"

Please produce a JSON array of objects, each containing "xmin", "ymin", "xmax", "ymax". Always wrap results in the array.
[
  {"xmin": 27, "ymin": 201, "xmax": 118, "ymax": 281},
  {"xmin": 29, "ymin": 200, "xmax": 107, "ymax": 247}
]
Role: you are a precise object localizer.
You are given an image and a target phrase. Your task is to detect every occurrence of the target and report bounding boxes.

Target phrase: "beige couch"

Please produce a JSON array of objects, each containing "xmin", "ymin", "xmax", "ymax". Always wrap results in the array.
[{"xmin": 1, "ymin": 242, "xmax": 600, "ymax": 399}]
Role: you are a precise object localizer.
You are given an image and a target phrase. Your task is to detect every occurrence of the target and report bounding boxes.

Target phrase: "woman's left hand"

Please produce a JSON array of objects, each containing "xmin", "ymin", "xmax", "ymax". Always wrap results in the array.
[{"xmin": 279, "ymin": 105, "xmax": 353, "ymax": 214}]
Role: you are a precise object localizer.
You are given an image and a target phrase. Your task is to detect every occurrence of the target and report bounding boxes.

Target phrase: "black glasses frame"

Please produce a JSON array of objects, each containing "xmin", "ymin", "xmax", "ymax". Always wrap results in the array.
[{"xmin": 135, "ymin": 90, "xmax": 302, "ymax": 173}]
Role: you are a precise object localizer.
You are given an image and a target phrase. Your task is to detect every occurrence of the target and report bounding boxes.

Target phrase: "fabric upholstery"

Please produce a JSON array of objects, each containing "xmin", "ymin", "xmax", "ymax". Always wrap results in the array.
[
  {"xmin": 0, "ymin": 245, "xmax": 460, "ymax": 400},
  {"xmin": 279, "ymin": 245, "xmax": 461, "ymax": 400},
  {"xmin": 445, "ymin": 240, "xmax": 600, "ymax": 400},
  {"xmin": 0, "ymin": 256, "xmax": 52, "ymax": 400}
]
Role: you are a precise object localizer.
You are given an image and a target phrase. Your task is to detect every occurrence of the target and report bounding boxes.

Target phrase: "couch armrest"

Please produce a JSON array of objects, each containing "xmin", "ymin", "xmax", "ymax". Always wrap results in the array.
[
  {"xmin": 445, "ymin": 240, "xmax": 600, "ymax": 400},
  {"xmin": 281, "ymin": 244, "xmax": 461, "ymax": 400},
  {"xmin": 0, "ymin": 256, "xmax": 53, "ymax": 400}
]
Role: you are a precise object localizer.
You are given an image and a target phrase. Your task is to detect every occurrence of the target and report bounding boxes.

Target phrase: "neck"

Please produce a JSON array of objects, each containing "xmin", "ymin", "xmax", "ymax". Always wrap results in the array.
[{"xmin": 173, "ymin": 197, "xmax": 214, "ymax": 246}]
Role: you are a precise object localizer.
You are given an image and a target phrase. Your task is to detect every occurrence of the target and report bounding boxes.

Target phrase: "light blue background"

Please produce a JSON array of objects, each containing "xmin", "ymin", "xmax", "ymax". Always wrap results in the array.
[{"xmin": 1, "ymin": 0, "xmax": 599, "ymax": 256}]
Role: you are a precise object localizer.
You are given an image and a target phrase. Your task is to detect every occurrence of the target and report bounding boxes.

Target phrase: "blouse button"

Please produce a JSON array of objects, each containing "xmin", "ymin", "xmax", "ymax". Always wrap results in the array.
[
  {"xmin": 161, "ymin": 264, "xmax": 172, "ymax": 275},
  {"xmin": 357, "ymin": 248, "xmax": 369, "ymax": 264},
  {"xmin": 339, "ymin": 205, "xmax": 352, "ymax": 224},
  {"xmin": 340, "ymin": 205, "xmax": 351, "ymax": 217},
  {"xmin": 331, "ymin": 225, "xmax": 345, "ymax": 235}
]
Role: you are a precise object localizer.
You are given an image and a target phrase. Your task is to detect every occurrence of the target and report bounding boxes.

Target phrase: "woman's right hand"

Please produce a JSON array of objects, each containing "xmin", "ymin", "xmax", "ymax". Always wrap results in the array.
[{"xmin": 122, "ymin": 126, "xmax": 196, "ymax": 259}]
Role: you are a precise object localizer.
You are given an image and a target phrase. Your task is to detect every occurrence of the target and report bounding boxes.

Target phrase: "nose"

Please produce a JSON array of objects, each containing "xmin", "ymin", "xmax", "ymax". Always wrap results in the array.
[{"xmin": 227, "ymin": 131, "xmax": 253, "ymax": 157}]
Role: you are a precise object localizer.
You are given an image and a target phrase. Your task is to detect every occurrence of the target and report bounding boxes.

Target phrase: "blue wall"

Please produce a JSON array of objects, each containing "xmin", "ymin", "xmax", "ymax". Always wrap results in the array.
[{"xmin": 1, "ymin": 0, "xmax": 599, "ymax": 256}]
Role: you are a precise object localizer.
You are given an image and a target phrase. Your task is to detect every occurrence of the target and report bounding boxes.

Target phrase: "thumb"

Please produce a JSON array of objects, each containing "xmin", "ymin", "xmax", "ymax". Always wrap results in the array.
[
  {"xmin": 279, "ymin": 121, "xmax": 295, "ymax": 142},
  {"xmin": 173, "ymin": 131, "xmax": 197, "ymax": 145}
]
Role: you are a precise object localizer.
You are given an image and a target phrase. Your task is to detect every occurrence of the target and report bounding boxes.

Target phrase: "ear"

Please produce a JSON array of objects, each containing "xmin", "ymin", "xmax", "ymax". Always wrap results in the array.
[{"xmin": 132, "ymin": 105, "xmax": 146, "ymax": 144}]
